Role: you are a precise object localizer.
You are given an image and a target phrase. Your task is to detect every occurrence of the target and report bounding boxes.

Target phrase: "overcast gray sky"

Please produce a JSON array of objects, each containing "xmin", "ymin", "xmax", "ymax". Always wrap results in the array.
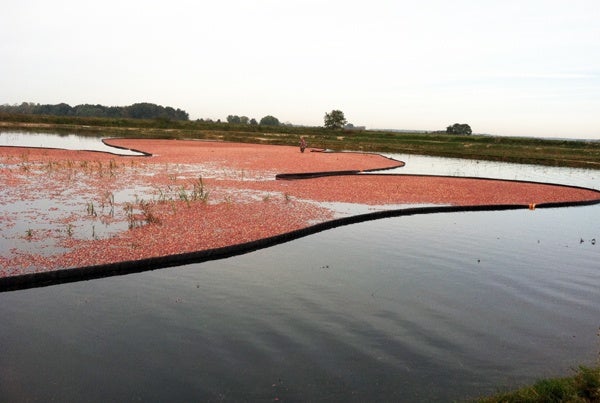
[{"xmin": 1, "ymin": 0, "xmax": 599, "ymax": 139}]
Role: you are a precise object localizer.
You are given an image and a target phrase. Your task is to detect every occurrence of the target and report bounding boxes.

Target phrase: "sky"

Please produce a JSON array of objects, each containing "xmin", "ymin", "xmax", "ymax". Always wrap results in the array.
[{"xmin": 1, "ymin": 0, "xmax": 599, "ymax": 139}]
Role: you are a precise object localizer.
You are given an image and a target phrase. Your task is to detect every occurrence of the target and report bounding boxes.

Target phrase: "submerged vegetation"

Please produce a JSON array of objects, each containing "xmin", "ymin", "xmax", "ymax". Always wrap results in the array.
[{"xmin": 1, "ymin": 113, "xmax": 600, "ymax": 169}]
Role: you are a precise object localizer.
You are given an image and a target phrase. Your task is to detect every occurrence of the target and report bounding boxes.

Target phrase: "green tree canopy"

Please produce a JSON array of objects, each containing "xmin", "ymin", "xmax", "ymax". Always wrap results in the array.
[
  {"xmin": 446, "ymin": 123, "xmax": 472, "ymax": 135},
  {"xmin": 324, "ymin": 109, "xmax": 347, "ymax": 129},
  {"xmin": 227, "ymin": 115, "xmax": 241, "ymax": 124},
  {"xmin": 0, "ymin": 102, "xmax": 189, "ymax": 121},
  {"xmin": 259, "ymin": 115, "xmax": 280, "ymax": 126}
]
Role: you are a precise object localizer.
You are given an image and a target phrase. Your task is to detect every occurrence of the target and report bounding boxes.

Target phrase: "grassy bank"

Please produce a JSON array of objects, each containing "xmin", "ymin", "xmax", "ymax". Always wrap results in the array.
[
  {"xmin": 1, "ymin": 113, "xmax": 600, "ymax": 169},
  {"xmin": 475, "ymin": 365, "xmax": 600, "ymax": 402}
]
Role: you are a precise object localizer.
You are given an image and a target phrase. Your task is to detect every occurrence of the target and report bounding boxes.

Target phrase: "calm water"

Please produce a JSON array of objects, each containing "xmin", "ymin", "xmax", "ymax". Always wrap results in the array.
[
  {"xmin": 1, "ymin": 134, "xmax": 599, "ymax": 401},
  {"xmin": 0, "ymin": 131, "xmax": 145, "ymax": 156}
]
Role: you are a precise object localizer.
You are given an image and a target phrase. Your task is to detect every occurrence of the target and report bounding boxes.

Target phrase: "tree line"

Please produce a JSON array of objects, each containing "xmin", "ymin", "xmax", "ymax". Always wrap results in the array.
[
  {"xmin": 225, "ymin": 115, "xmax": 281, "ymax": 126},
  {"xmin": 1, "ymin": 102, "xmax": 471, "ymax": 134},
  {"xmin": 0, "ymin": 102, "xmax": 189, "ymax": 121},
  {"xmin": 226, "ymin": 110, "xmax": 350, "ymax": 129}
]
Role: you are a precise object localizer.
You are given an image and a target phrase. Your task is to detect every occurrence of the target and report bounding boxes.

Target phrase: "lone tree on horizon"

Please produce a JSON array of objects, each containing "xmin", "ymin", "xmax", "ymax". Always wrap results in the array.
[
  {"xmin": 324, "ymin": 109, "xmax": 347, "ymax": 130},
  {"xmin": 446, "ymin": 123, "xmax": 472, "ymax": 135}
]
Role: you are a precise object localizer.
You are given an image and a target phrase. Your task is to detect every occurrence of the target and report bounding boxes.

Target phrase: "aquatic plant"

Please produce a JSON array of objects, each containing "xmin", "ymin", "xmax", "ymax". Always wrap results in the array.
[
  {"xmin": 19, "ymin": 160, "xmax": 31, "ymax": 172},
  {"xmin": 124, "ymin": 202, "xmax": 136, "ymax": 229},
  {"xmin": 155, "ymin": 188, "xmax": 169, "ymax": 204},
  {"xmin": 190, "ymin": 176, "xmax": 209, "ymax": 202},
  {"xmin": 108, "ymin": 159, "xmax": 118, "ymax": 177},
  {"xmin": 139, "ymin": 199, "xmax": 161, "ymax": 225},
  {"xmin": 103, "ymin": 191, "xmax": 115, "ymax": 217},
  {"xmin": 124, "ymin": 198, "xmax": 161, "ymax": 229},
  {"xmin": 178, "ymin": 185, "xmax": 190, "ymax": 207},
  {"xmin": 86, "ymin": 201, "xmax": 97, "ymax": 217},
  {"xmin": 170, "ymin": 177, "xmax": 210, "ymax": 207}
]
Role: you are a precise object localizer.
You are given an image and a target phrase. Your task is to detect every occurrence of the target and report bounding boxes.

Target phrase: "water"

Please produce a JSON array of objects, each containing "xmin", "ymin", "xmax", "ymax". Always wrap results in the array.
[
  {"xmin": 1, "ymin": 134, "xmax": 599, "ymax": 401},
  {"xmin": 376, "ymin": 152, "xmax": 600, "ymax": 190},
  {"xmin": 0, "ymin": 131, "xmax": 145, "ymax": 156}
]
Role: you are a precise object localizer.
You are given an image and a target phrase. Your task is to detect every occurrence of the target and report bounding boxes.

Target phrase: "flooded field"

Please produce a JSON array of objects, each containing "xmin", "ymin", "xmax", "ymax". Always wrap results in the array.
[{"xmin": 0, "ymin": 133, "xmax": 599, "ymax": 401}]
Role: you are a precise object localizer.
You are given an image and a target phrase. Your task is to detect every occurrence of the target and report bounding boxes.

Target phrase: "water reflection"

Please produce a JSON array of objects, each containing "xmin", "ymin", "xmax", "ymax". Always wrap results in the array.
[
  {"xmin": 0, "ymin": 131, "xmax": 145, "ymax": 156},
  {"xmin": 378, "ymin": 153, "xmax": 599, "ymax": 190}
]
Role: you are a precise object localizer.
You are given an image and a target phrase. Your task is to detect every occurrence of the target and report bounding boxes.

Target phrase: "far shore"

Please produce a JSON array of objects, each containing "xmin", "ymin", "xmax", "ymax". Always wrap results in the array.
[{"xmin": 2, "ymin": 118, "xmax": 600, "ymax": 169}]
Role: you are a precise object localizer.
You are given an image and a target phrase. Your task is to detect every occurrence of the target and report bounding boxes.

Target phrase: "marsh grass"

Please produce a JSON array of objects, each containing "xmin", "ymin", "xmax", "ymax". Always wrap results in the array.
[
  {"xmin": 108, "ymin": 159, "xmax": 117, "ymax": 177},
  {"xmin": 190, "ymin": 176, "xmax": 209, "ymax": 202},
  {"xmin": 86, "ymin": 201, "xmax": 97, "ymax": 217},
  {"xmin": 102, "ymin": 191, "xmax": 115, "ymax": 217},
  {"xmin": 478, "ymin": 329, "xmax": 600, "ymax": 402},
  {"xmin": 139, "ymin": 199, "xmax": 160, "ymax": 225},
  {"xmin": 123, "ymin": 202, "xmax": 136, "ymax": 229},
  {"xmin": 173, "ymin": 177, "xmax": 210, "ymax": 206},
  {"xmin": 19, "ymin": 154, "xmax": 30, "ymax": 172},
  {"xmin": 35, "ymin": 156, "xmax": 123, "ymax": 182},
  {"xmin": 124, "ymin": 179, "xmax": 209, "ymax": 228},
  {"xmin": 178, "ymin": 185, "xmax": 190, "ymax": 207},
  {"xmin": 476, "ymin": 366, "xmax": 600, "ymax": 403}
]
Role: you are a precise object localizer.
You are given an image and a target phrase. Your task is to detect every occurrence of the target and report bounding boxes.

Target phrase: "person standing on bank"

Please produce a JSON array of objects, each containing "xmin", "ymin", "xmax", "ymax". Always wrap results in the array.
[{"xmin": 299, "ymin": 136, "xmax": 307, "ymax": 153}]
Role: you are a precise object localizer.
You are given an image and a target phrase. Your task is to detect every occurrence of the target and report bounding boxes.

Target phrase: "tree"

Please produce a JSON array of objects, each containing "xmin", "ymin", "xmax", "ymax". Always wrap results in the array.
[
  {"xmin": 126, "ymin": 103, "xmax": 162, "ymax": 119},
  {"xmin": 324, "ymin": 109, "xmax": 347, "ymax": 130},
  {"xmin": 73, "ymin": 104, "xmax": 107, "ymax": 117},
  {"xmin": 446, "ymin": 123, "xmax": 472, "ymax": 135},
  {"xmin": 249, "ymin": 118, "xmax": 258, "ymax": 125},
  {"xmin": 227, "ymin": 115, "xmax": 241, "ymax": 124},
  {"xmin": 259, "ymin": 115, "xmax": 280, "ymax": 126}
]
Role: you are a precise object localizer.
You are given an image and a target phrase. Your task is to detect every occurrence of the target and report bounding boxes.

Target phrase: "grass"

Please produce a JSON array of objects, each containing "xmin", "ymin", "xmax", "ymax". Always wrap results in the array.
[
  {"xmin": 190, "ymin": 176, "xmax": 209, "ymax": 202},
  {"xmin": 86, "ymin": 201, "xmax": 97, "ymax": 217},
  {"xmin": 475, "ymin": 365, "xmax": 600, "ymax": 402},
  {"xmin": 122, "ymin": 178, "xmax": 210, "ymax": 228},
  {"xmin": 2, "ymin": 113, "xmax": 600, "ymax": 169}
]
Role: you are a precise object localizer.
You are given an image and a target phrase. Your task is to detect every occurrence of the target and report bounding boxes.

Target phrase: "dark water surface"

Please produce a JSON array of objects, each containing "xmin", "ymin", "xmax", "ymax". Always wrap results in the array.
[{"xmin": 1, "ymin": 135, "xmax": 599, "ymax": 401}]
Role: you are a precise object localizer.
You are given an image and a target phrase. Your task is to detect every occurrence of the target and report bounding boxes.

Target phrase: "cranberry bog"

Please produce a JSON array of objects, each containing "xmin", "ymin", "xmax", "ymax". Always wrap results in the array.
[
  {"xmin": 1, "ymin": 138, "xmax": 599, "ymax": 290},
  {"xmin": 2, "ymin": 135, "xmax": 600, "ymax": 401}
]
